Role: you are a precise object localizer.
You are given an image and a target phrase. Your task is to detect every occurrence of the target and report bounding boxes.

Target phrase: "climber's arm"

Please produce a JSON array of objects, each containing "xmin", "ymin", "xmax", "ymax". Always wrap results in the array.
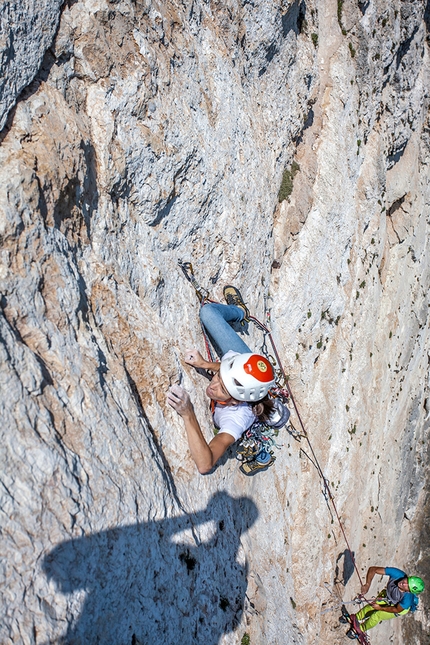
[
  {"xmin": 361, "ymin": 566, "xmax": 386, "ymax": 595},
  {"xmin": 167, "ymin": 385, "xmax": 234, "ymax": 474}
]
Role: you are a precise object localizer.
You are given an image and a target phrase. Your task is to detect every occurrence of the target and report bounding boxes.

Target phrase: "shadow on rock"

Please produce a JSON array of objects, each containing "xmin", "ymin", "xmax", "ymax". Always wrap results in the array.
[
  {"xmin": 335, "ymin": 549, "xmax": 356, "ymax": 587},
  {"xmin": 42, "ymin": 491, "xmax": 258, "ymax": 645}
]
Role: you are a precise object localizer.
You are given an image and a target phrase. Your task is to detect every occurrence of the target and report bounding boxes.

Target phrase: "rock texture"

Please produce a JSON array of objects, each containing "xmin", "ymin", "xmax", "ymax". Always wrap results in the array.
[
  {"xmin": 0, "ymin": 0, "xmax": 63, "ymax": 130},
  {"xmin": 0, "ymin": 1, "xmax": 429, "ymax": 644}
]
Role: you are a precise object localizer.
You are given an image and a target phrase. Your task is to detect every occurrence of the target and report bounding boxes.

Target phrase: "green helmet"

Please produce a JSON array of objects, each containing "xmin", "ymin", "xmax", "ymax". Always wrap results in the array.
[{"xmin": 408, "ymin": 576, "xmax": 425, "ymax": 594}]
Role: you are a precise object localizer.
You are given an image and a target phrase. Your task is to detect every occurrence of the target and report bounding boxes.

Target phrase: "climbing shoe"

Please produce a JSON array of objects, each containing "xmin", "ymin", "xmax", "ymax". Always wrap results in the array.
[
  {"xmin": 339, "ymin": 605, "xmax": 350, "ymax": 624},
  {"xmin": 223, "ymin": 285, "xmax": 250, "ymax": 321},
  {"xmin": 239, "ymin": 450, "xmax": 275, "ymax": 476},
  {"xmin": 346, "ymin": 628, "xmax": 358, "ymax": 640}
]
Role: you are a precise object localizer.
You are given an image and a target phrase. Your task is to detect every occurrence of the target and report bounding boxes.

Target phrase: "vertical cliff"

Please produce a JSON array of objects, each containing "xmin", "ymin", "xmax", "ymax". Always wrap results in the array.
[{"xmin": 0, "ymin": 1, "xmax": 429, "ymax": 644}]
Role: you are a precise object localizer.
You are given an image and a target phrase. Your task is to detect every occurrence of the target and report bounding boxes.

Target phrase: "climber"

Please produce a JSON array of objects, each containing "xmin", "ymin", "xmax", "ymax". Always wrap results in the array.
[
  {"xmin": 344, "ymin": 566, "xmax": 425, "ymax": 638},
  {"xmin": 167, "ymin": 286, "xmax": 278, "ymax": 474}
]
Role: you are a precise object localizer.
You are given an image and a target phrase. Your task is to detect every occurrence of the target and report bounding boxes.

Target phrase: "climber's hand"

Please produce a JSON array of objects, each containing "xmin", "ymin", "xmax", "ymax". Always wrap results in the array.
[
  {"xmin": 184, "ymin": 349, "xmax": 207, "ymax": 369},
  {"xmin": 167, "ymin": 384, "xmax": 194, "ymax": 417}
]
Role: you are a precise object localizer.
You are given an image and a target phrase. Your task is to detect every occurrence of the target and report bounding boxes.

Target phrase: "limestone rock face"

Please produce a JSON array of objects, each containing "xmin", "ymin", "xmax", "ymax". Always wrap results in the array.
[
  {"xmin": 0, "ymin": 1, "xmax": 429, "ymax": 644},
  {"xmin": 0, "ymin": 0, "xmax": 63, "ymax": 130}
]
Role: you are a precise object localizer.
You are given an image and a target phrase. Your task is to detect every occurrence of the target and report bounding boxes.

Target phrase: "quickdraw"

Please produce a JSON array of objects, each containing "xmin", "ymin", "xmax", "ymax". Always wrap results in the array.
[
  {"xmin": 236, "ymin": 420, "xmax": 282, "ymax": 460},
  {"xmin": 178, "ymin": 260, "xmax": 210, "ymax": 302}
]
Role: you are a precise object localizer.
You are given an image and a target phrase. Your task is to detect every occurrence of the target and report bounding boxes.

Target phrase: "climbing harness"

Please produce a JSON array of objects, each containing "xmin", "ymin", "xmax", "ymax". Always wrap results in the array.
[{"xmin": 177, "ymin": 260, "xmax": 370, "ymax": 621}]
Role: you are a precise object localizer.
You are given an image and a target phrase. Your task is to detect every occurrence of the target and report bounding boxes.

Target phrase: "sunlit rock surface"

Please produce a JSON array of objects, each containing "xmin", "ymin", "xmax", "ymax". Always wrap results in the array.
[{"xmin": 0, "ymin": 1, "xmax": 429, "ymax": 644}]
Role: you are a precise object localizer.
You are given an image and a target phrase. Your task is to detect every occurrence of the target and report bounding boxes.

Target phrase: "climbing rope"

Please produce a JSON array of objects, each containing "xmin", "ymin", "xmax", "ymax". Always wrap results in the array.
[
  {"xmin": 177, "ymin": 260, "xmax": 367, "ymax": 596},
  {"xmin": 241, "ymin": 308, "xmax": 366, "ymax": 588},
  {"xmin": 251, "ymin": 310, "xmax": 369, "ymax": 594}
]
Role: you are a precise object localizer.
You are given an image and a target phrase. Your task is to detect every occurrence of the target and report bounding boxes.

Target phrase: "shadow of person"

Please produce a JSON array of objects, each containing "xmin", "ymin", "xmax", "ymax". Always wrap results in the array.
[{"xmin": 42, "ymin": 491, "xmax": 259, "ymax": 645}]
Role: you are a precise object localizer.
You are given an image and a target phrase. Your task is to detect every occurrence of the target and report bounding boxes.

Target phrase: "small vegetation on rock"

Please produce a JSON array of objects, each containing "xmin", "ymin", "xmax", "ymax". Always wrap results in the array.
[
  {"xmin": 337, "ymin": 0, "xmax": 346, "ymax": 35},
  {"xmin": 278, "ymin": 161, "xmax": 300, "ymax": 202}
]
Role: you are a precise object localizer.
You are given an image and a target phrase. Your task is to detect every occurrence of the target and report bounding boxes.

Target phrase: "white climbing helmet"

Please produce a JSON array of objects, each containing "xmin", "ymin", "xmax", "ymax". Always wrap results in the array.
[{"xmin": 220, "ymin": 353, "xmax": 276, "ymax": 402}]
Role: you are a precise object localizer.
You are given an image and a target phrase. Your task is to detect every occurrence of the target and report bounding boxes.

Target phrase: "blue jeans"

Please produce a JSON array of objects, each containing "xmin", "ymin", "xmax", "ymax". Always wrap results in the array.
[{"xmin": 200, "ymin": 303, "xmax": 251, "ymax": 357}]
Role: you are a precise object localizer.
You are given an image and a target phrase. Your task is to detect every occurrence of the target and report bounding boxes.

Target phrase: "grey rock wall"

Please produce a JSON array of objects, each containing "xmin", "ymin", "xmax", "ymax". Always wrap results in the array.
[
  {"xmin": 0, "ymin": 0, "xmax": 63, "ymax": 130},
  {"xmin": 0, "ymin": 1, "xmax": 429, "ymax": 644}
]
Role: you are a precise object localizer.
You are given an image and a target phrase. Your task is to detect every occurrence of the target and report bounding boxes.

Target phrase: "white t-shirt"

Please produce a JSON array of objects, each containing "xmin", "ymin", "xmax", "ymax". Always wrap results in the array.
[{"xmin": 213, "ymin": 402, "xmax": 256, "ymax": 441}]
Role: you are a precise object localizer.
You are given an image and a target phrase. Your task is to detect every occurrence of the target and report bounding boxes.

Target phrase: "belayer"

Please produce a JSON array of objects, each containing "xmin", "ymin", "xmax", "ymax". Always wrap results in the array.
[
  {"xmin": 345, "ymin": 565, "xmax": 425, "ymax": 637},
  {"xmin": 167, "ymin": 286, "xmax": 289, "ymax": 474}
]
